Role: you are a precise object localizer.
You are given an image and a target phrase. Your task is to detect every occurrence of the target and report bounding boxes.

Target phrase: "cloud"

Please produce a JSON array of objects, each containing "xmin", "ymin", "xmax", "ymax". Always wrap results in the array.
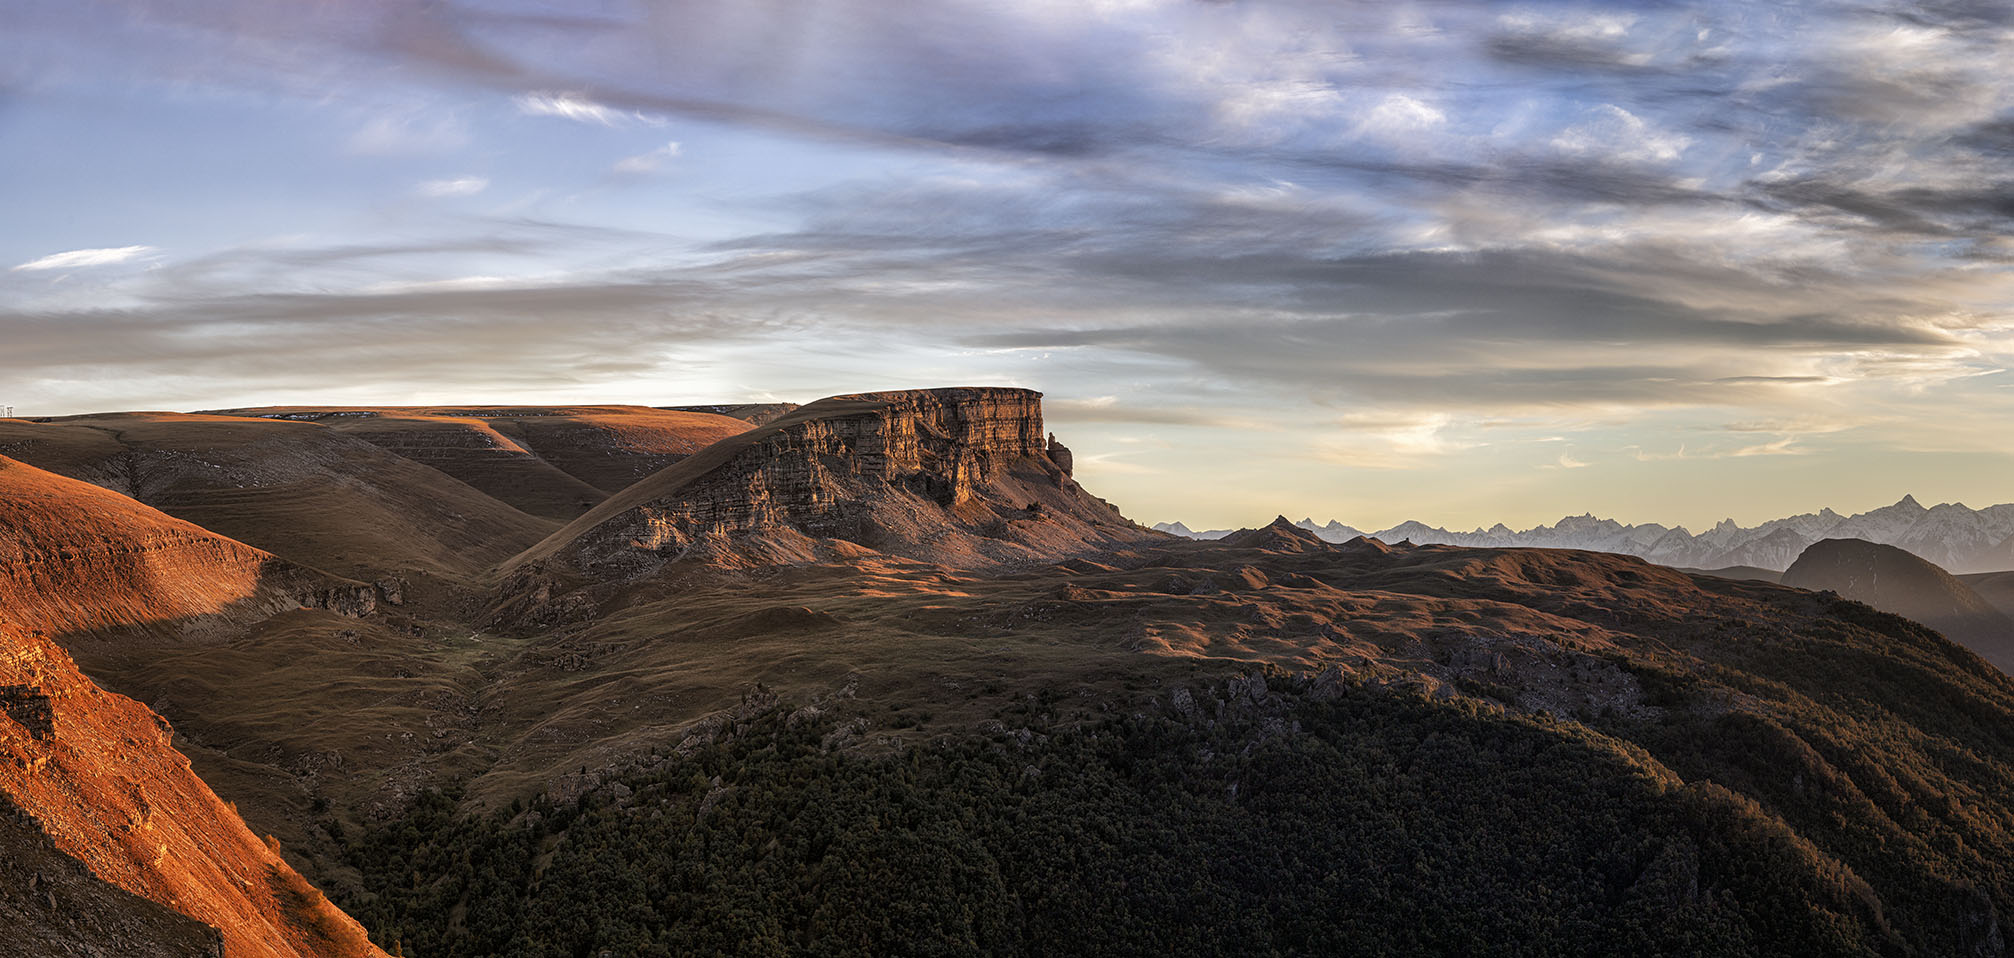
[
  {"xmin": 8, "ymin": 0, "xmax": 2014, "ymax": 488},
  {"xmin": 1313, "ymin": 412, "xmax": 1482, "ymax": 469},
  {"xmin": 1732, "ymin": 437, "xmax": 1805, "ymax": 457},
  {"xmin": 12, "ymin": 246, "xmax": 156, "ymax": 271},
  {"xmin": 1046, "ymin": 396, "xmax": 1264, "ymax": 428},
  {"xmin": 516, "ymin": 91, "xmax": 659, "ymax": 126},
  {"xmin": 347, "ymin": 109, "xmax": 469, "ymax": 155},
  {"xmin": 1487, "ymin": 11, "xmax": 1660, "ymax": 72},
  {"xmin": 612, "ymin": 141, "xmax": 682, "ymax": 175},
  {"xmin": 1359, "ymin": 94, "xmax": 1446, "ymax": 139},
  {"xmin": 1552, "ymin": 105, "xmax": 1691, "ymax": 165},
  {"xmin": 416, "ymin": 176, "xmax": 489, "ymax": 197},
  {"xmin": 1629, "ymin": 436, "xmax": 1807, "ymax": 460},
  {"xmin": 0, "ymin": 268, "xmax": 778, "ymax": 403}
]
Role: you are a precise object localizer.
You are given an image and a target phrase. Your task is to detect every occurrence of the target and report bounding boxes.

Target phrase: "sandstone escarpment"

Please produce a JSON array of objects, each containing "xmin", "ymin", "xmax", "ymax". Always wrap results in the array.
[
  {"xmin": 502, "ymin": 388, "xmax": 1155, "ymax": 600},
  {"xmin": 0, "ymin": 625, "xmax": 385, "ymax": 958}
]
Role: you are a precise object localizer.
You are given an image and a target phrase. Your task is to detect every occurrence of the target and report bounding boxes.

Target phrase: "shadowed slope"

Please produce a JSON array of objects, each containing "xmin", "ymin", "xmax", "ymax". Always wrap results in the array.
[
  {"xmin": 1677, "ymin": 565, "xmax": 1783, "ymax": 584},
  {"xmin": 0, "ymin": 793, "xmax": 224, "ymax": 957},
  {"xmin": 1, "ymin": 626, "xmax": 385, "ymax": 958},
  {"xmin": 348, "ymin": 522, "xmax": 2014, "ymax": 956},
  {"xmin": 1783, "ymin": 537, "xmax": 2014, "ymax": 672},
  {"xmin": 1962, "ymin": 570, "xmax": 2014, "ymax": 622}
]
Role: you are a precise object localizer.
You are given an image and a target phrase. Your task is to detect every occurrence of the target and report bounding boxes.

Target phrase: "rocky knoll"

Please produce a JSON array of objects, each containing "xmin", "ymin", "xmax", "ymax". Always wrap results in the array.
[
  {"xmin": 0, "ymin": 455, "xmax": 379, "ymax": 645},
  {"xmin": 499, "ymin": 388, "xmax": 1153, "ymax": 611}
]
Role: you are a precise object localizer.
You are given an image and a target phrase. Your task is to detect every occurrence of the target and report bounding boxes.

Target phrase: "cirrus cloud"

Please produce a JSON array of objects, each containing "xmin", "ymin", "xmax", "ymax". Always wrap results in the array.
[{"xmin": 12, "ymin": 245, "xmax": 157, "ymax": 272}]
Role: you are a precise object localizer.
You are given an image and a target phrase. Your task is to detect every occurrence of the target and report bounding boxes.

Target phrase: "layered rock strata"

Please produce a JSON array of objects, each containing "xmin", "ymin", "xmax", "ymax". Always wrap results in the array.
[{"xmin": 501, "ymin": 388, "xmax": 1155, "ymax": 605}]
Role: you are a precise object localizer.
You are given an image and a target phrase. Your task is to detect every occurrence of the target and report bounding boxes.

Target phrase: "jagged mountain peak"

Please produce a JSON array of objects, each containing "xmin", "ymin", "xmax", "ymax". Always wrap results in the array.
[{"xmin": 1157, "ymin": 494, "xmax": 2014, "ymax": 574}]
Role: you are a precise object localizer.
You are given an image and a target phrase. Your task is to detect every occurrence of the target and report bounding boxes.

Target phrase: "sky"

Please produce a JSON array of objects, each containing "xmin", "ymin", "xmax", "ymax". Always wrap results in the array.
[{"xmin": 3, "ymin": 0, "xmax": 2011, "ymax": 533}]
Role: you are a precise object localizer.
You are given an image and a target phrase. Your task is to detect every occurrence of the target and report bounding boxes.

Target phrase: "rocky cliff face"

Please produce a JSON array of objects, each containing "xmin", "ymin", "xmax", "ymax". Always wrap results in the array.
[
  {"xmin": 0, "ymin": 625, "xmax": 384, "ymax": 957},
  {"xmin": 500, "ymin": 388, "xmax": 1155, "ymax": 611},
  {"xmin": 590, "ymin": 387, "xmax": 1046, "ymax": 549}
]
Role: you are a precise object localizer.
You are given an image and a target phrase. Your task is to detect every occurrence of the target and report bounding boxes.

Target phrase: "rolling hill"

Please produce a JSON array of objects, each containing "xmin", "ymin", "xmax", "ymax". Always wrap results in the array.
[
  {"xmin": 207, "ymin": 405, "xmax": 754, "ymax": 520},
  {"xmin": 1782, "ymin": 537, "xmax": 2014, "ymax": 672},
  {"xmin": 0, "ymin": 454, "xmax": 378, "ymax": 643},
  {"xmin": 0, "ymin": 412, "xmax": 556, "ymax": 601}
]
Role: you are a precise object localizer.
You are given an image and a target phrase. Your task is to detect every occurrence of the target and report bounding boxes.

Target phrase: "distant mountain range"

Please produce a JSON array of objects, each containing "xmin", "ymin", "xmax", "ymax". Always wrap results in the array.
[{"xmin": 1154, "ymin": 495, "xmax": 2014, "ymax": 574}]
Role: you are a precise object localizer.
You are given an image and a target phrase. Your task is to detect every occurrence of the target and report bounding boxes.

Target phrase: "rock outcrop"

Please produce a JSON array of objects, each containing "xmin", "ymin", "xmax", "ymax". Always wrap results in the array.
[
  {"xmin": 1046, "ymin": 433, "xmax": 1074, "ymax": 477},
  {"xmin": 1216, "ymin": 516, "xmax": 1331, "ymax": 553},
  {"xmin": 499, "ymin": 388, "xmax": 1154, "ymax": 610}
]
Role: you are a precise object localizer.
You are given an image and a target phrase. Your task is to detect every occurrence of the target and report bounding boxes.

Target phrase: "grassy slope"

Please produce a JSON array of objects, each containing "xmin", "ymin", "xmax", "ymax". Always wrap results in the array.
[{"xmin": 205, "ymin": 406, "xmax": 754, "ymax": 519}]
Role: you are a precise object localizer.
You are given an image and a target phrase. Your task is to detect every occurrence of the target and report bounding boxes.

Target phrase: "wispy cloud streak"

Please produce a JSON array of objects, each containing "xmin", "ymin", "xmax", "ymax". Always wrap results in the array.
[{"xmin": 13, "ymin": 246, "xmax": 156, "ymax": 271}]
